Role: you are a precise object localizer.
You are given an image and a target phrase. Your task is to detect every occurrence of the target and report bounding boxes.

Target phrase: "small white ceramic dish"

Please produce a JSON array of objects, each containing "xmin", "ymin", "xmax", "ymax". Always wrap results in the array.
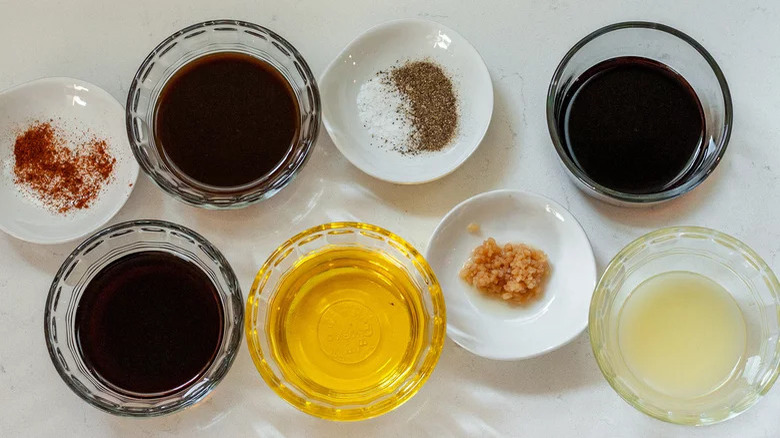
[
  {"xmin": 426, "ymin": 190, "xmax": 597, "ymax": 360},
  {"xmin": 0, "ymin": 77, "xmax": 138, "ymax": 244},
  {"xmin": 320, "ymin": 18, "xmax": 493, "ymax": 184}
]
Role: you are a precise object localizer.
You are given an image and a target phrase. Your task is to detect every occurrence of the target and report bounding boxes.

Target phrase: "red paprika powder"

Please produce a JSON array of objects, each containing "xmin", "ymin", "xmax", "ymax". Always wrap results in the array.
[{"xmin": 13, "ymin": 121, "xmax": 115, "ymax": 213}]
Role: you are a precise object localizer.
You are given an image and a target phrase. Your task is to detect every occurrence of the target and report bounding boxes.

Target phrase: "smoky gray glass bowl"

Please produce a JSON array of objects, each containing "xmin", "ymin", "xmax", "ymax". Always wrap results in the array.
[
  {"xmin": 44, "ymin": 220, "xmax": 243, "ymax": 416},
  {"xmin": 546, "ymin": 22, "xmax": 732, "ymax": 206},
  {"xmin": 126, "ymin": 20, "xmax": 320, "ymax": 209}
]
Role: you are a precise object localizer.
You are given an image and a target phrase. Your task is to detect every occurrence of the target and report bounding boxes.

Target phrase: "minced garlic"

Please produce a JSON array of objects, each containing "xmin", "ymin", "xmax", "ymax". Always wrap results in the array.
[{"xmin": 460, "ymin": 237, "xmax": 550, "ymax": 305}]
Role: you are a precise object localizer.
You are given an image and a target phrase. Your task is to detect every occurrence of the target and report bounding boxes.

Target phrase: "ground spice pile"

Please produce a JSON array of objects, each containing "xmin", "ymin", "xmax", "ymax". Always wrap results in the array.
[
  {"xmin": 389, "ymin": 60, "xmax": 458, "ymax": 153},
  {"xmin": 460, "ymin": 237, "xmax": 550, "ymax": 305},
  {"xmin": 357, "ymin": 59, "xmax": 459, "ymax": 155},
  {"xmin": 13, "ymin": 121, "xmax": 116, "ymax": 213}
]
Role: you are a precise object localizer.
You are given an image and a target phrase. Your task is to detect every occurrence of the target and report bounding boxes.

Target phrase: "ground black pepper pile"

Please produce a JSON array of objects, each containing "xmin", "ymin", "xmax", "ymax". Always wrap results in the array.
[{"xmin": 382, "ymin": 60, "xmax": 459, "ymax": 154}]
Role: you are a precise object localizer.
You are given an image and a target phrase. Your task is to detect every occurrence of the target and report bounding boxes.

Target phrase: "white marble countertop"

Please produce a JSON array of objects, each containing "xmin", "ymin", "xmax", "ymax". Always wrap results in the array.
[{"xmin": 1, "ymin": 0, "xmax": 779, "ymax": 436}]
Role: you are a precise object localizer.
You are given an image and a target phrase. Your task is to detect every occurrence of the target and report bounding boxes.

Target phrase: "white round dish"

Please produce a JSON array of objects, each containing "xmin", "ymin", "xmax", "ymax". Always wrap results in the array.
[
  {"xmin": 320, "ymin": 18, "xmax": 493, "ymax": 184},
  {"xmin": 0, "ymin": 77, "xmax": 138, "ymax": 244},
  {"xmin": 425, "ymin": 189, "xmax": 597, "ymax": 360}
]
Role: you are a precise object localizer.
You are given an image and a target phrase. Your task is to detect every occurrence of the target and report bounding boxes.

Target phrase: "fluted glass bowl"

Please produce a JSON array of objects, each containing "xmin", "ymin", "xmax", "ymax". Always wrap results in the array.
[
  {"xmin": 126, "ymin": 20, "xmax": 320, "ymax": 209},
  {"xmin": 44, "ymin": 220, "xmax": 243, "ymax": 416},
  {"xmin": 246, "ymin": 222, "xmax": 446, "ymax": 421},
  {"xmin": 590, "ymin": 227, "xmax": 780, "ymax": 425}
]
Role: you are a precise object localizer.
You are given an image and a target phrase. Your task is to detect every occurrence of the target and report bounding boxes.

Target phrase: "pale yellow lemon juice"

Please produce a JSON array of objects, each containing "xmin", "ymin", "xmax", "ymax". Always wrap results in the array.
[{"xmin": 618, "ymin": 271, "xmax": 747, "ymax": 399}]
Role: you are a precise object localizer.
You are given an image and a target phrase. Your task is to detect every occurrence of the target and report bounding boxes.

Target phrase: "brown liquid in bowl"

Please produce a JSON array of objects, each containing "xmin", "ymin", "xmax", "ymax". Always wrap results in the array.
[{"xmin": 154, "ymin": 52, "xmax": 300, "ymax": 189}]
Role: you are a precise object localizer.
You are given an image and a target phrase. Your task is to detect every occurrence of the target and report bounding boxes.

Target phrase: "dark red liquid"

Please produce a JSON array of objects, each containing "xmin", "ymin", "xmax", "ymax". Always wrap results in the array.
[
  {"xmin": 75, "ymin": 251, "xmax": 223, "ymax": 395},
  {"xmin": 154, "ymin": 52, "xmax": 300, "ymax": 189},
  {"xmin": 560, "ymin": 57, "xmax": 705, "ymax": 194}
]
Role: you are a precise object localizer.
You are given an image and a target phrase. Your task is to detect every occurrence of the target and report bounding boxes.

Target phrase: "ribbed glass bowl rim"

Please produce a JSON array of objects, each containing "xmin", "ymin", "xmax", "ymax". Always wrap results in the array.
[
  {"xmin": 546, "ymin": 21, "xmax": 733, "ymax": 204},
  {"xmin": 245, "ymin": 221, "xmax": 447, "ymax": 421},
  {"xmin": 44, "ymin": 219, "xmax": 244, "ymax": 417},
  {"xmin": 589, "ymin": 226, "xmax": 780, "ymax": 425},
  {"xmin": 124, "ymin": 19, "xmax": 321, "ymax": 209}
]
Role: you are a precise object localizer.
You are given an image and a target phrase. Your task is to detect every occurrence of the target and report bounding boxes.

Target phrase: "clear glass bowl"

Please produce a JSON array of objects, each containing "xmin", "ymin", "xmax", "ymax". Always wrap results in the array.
[
  {"xmin": 126, "ymin": 19, "xmax": 320, "ymax": 209},
  {"xmin": 547, "ymin": 22, "xmax": 732, "ymax": 206},
  {"xmin": 590, "ymin": 227, "xmax": 780, "ymax": 425},
  {"xmin": 44, "ymin": 220, "xmax": 244, "ymax": 416},
  {"xmin": 245, "ymin": 222, "xmax": 446, "ymax": 421}
]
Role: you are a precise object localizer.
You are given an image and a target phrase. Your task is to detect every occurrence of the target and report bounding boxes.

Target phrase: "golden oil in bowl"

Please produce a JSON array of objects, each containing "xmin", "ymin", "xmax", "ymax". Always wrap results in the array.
[
  {"xmin": 269, "ymin": 246, "xmax": 425, "ymax": 397},
  {"xmin": 246, "ymin": 222, "xmax": 446, "ymax": 421}
]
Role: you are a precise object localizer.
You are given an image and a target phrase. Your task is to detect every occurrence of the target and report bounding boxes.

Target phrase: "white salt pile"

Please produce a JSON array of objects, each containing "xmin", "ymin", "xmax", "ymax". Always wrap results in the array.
[{"xmin": 356, "ymin": 75, "xmax": 417, "ymax": 153}]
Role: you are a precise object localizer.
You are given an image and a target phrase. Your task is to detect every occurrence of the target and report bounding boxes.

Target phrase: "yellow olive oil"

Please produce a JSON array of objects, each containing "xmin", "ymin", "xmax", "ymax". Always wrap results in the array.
[
  {"xmin": 267, "ymin": 246, "xmax": 427, "ymax": 404},
  {"xmin": 618, "ymin": 271, "xmax": 747, "ymax": 399}
]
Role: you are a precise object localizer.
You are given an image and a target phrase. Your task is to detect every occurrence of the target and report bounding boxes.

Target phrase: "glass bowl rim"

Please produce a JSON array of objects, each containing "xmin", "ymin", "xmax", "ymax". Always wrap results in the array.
[
  {"xmin": 124, "ymin": 18, "xmax": 321, "ymax": 209},
  {"xmin": 44, "ymin": 219, "xmax": 244, "ymax": 417},
  {"xmin": 589, "ymin": 225, "xmax": 780, "ymax": 425},
  {"xmin": 545, "ymin": 21, "xmax": 733, "ymax": 204},
  {"xmin": 245, "ymin": 221, "xmax": 447, "ymax": 421}
]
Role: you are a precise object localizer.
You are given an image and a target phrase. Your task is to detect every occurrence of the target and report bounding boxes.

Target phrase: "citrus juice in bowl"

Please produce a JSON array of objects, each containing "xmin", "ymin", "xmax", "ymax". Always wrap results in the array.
[
  {"xmin": 617, "ymin": 271, "xmax": 747, "ymax": 399},
  {"xmin": 246, "ymin": 222, "xmax": 446, "ymax": 421},
  {"xmin": 590, "ymin": 227, "xmax": 780, "ymax": 425}
]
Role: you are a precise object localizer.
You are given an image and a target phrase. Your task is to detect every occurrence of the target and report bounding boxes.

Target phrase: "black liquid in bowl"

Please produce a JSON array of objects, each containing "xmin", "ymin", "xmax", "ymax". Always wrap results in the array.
[
  {"xmin": 75, "ymin": 251, "xmax": 224, "ymax": 396},
  {"xmin": 46, "ymin": 220, "xmax": 243, "ymax": 416},
  {"xmin": 559, "ymin": 56, "xmax": 705, "ymax": 195},
  {"xmin": 547, "ymin": 22, "xmax": 733, "ymax": 206}
]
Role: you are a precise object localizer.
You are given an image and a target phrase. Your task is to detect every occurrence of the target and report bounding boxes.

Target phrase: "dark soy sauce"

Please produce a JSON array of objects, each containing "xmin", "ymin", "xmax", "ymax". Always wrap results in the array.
[
  {"xmin": 154, "ymin": 52, "xmax": 300, "ymax": 189},
  {"xmin": 76, "ymin": 251, "xmax": 223, "ymax": 395},
  {"xmin": 560, "ymin": 57, "xmax": 705, "ymax": 194}
]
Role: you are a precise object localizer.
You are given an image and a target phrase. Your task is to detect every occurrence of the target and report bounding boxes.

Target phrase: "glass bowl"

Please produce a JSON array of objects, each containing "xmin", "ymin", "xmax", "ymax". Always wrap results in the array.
[
  {"xmin": 590, "ymin": 227, "xmax": 780, "ymax": 425},
  {"xmin": 44, "ymin": 220, "xmax": 244, "ymax": 416},
  {"xmin": 126, "ymin": 19, "xmax": 320, "ymax": 209},
  {"xmin": 547, "ymin": 22, "xmax": 732, "ymax": 206},
  {"xmin": 245, "ymin": 222, "xmax": 446, "ymax": 421}
]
